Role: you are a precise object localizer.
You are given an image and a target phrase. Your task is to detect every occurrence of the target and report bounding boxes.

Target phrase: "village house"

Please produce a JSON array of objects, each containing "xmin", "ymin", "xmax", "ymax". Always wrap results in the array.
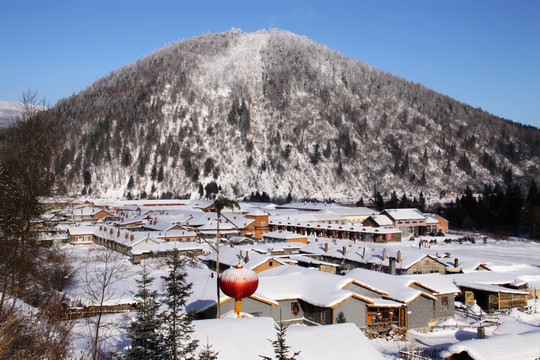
[
  {"xmin": 262, "ymin": 230, "xmax": 308, "ymax": 244},
  {"xmin": 449, "ymin": 272, "xmax": 531, "ymax": 312},
  {"xmin": 194, "ymin": 264, "xmax": 457, "ymax": 332},
  {"xmin": 300, "ymin": 240, "xmax": 448, "ymax": 274},
  {"xmin": 347, "ymin": 268, "xmax": 460, "ymax": 329},
  {"xmin": 69, "ymin": 205, "xmax": 116, "ymax": 223},
  {"xmin": 244, "ymin": 210, "xmax": 270, "ymax": 239},
  {"xmin": 200, "ymin": 245, "xmax": 285, "ymax": 274},
  {"xmin": 374, "ymin": 208, "xmax": 448, "ymax": 236}
]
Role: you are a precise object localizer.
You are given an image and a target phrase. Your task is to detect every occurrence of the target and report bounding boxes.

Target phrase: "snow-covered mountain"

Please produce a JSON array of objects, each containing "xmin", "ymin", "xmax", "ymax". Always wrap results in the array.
[
  {"xmin": 0, "ymin": 101, "xmax": 20, "ymax": 128},
  {"xmin": 42, "ymin": 29, "xmax": 540, "ymax": 199}
]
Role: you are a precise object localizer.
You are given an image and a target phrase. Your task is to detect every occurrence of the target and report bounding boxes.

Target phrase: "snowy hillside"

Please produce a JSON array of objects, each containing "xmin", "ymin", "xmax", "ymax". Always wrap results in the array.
[
  {"xmin": 40, "ymin": 29, "xmax": 540, "ymax": 199},
  {"xmin": 0, "ymin": 101, "xmax": 20, "ymax": 127}
]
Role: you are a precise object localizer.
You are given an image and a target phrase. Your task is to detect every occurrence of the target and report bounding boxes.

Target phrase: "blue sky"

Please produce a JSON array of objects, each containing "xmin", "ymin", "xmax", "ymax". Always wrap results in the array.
[{"xmin": 1, "ymin": 0, "xmax": 539, "ymax": 128}]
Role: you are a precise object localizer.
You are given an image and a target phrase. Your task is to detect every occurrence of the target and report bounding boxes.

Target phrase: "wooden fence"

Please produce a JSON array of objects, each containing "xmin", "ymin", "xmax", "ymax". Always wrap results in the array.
[{"xmin": 64, "ymin": 303, "xmax": 136, "ymax": 320}]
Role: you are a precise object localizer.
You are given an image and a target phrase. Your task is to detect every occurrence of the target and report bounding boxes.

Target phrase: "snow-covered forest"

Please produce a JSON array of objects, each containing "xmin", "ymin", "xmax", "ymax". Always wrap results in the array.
[{"xmin": 39, "ymin": 30, "xmax": 539, "ymax": 199}]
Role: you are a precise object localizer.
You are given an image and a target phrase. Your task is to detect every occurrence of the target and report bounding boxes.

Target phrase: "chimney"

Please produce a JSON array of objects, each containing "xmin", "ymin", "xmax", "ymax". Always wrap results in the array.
[
  {"xmin": 397, "ymin": 250, "xmax": 402, "ymax": 263},
  {"xmin": 245, "ymin": 251, "xmax": 250, "ymax": 263},
  {"xmin": 240, "ymin": 250, "xmax": 243, "ymax": 258},
  {"xmin": 325, "ymin": 243, "xmax": 329, "ymax": 252},
  {"xmin": 454, "ymin": 258, "xmax": 459, "ymax": 268},
  {"xmin": 362, "ymin": 247, "xmax": 366, "ymax": 259},
  {"xmin": 382, "ymin": 249, "xmax": 388, "ymax": 261},
  {"xmin": 342, "ymin": 246, "xmax": 347, "ymax": 255},
  {"xmin": 389, "ymin": 257, "xmax": 397, "ymax": 275}
]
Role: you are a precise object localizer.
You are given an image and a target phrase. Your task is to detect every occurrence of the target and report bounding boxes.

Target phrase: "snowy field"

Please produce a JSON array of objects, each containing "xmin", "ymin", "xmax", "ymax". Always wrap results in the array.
[{"xmin": 61, "ymin": 234, "xmax": 540, "ymax": 359}]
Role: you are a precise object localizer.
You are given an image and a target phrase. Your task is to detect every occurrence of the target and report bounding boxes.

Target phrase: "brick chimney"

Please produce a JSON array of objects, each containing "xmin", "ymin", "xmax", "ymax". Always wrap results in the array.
[
  {"xmin": 397, "ymin": 250, "xmax": 402, "ymax": 263},
  {"xmin": 342, "ymin": 246, "xmax": 347, "ymax": 255},
  {"xmin": 382, "ymin": 249, "xmax": 388, "ymax": 261},
  {"xmin": 325, "ymin": 243, "xmax": 329, "ymax": 252},
  {"xmin": 454, "ymin": 258, "xmax": 459, "ymax": 268},
  {"xmin": 389, "ymin": 257, "xmax": 397, "ymax": 275},
  {"xmin": 362, "ymin": 247, "xmax": 366, "ymax": 259},
  {"xmin": 245, "ymin": 251, "xmax": 250, "ymax": 263}
]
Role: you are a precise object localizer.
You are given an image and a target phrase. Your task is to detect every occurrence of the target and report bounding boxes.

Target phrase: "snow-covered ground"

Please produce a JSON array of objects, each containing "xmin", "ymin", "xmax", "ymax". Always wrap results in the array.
[{"xmin": 61, "ymin": 234, "xmax": 540, "ymax": 359}]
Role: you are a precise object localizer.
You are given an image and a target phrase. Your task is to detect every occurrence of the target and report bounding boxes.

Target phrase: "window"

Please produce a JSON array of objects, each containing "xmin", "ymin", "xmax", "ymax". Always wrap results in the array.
[
  {"xmin": 75, "ymin": 236, "xmax": 83, "ymax": 242},
  {"xmin": 269, "ymin": 261, "xmax": 274, "ymax": 266},
  {"xmin": 291, "ymin": 302, "xmax": 300, "ymax": 316},
  {"xmin": 84, "ymin": 235, "xmax": 92, "ymax": 242},
  {"xmin": 441, "ymin": 296, "xmax": 449, "ymax": 310},
  {"xmin": 260, "ymin": 221, "xmax": 266, "ymax": 226}
]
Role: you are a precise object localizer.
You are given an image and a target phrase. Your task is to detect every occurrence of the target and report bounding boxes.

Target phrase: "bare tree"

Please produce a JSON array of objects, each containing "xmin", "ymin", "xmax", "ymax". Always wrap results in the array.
[
  {"xmin": 81, "ymin": 247, "xmax": 127, "ymax": 360},
  {"xmin": 0, "ymin": 90, "xmax": 57, "ymax": 308}
]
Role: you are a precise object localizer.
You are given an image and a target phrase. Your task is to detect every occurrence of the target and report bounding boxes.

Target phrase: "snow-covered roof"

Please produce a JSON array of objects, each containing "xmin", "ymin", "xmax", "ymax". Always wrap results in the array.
[
  {"xmin": 263, "ymin": 230, "xmax": 308, "ymax": 240},
  {"xmin": 255, "ymin": 265, "xmax": 402, "ymax": 308},
  {"xmin": 345, "ymin": 268, "xmax": 439, "ymax": 303},
  {"xmin": 457, "ymin": 281, "xmax": 529, "ymax": 295},
  {"xmin": 368, "ymin": 214, "xmax": 394, "ymax": 226},
  {"xmin": 191, "ymin": 317, "xmax": 385, "ymax": 360},
  {"xmin": 130, "ymin": 241, "xmax": 204, "ymax": 255},
  {"xmin": 200, "ymin": 246, "xmax": 280, "ymax": 271},
  {"xmin": 383, "ymin": 208, "xmax": 426, "ymax": 221},
  {"xmin": 301, "ymin": 240, "xmax": 438, "ymax": 270},
  {"xmin": 441, "ymin": 330, "xmax": 540, "ymax": 360},
  {"xmin": 401, "ymin": 273, "xmax": 461, "ymax": 295}
]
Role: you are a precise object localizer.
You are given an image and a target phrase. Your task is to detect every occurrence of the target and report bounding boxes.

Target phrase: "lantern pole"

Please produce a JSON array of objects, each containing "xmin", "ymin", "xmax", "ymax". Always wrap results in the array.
[{"xmin": 216, "ymin": 210, "xmax": 221, "ymax": 319}]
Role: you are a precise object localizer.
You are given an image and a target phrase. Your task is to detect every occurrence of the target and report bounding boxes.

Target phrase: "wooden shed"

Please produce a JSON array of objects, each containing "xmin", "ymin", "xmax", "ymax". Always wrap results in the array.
[{"xmin": 458, "ymin": 282, "xmax": 529, "ymax": 311}]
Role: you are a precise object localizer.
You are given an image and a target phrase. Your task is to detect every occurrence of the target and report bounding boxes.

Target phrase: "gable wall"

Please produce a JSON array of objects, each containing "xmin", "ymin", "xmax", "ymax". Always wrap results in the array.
[
  {"xmin": 334, "ymin": 298, "xmax": 368, "ymax": 328},
  {"xmin": 407, "ymin": 296, "xmax": 434, "ymax": 329},
  {"xmin": 407, "ymin": 258, "xmax": 446, "ymax": 274},
  {"xmin": 343, "ymin": 283, "xmax": 384, "ymax": 298}
]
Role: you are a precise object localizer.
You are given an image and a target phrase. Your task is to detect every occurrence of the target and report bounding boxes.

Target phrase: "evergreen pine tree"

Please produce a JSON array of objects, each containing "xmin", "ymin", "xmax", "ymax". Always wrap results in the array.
[
  {"xmin": 526, "ymin": 179, "xmax": 540, "ymax": 239},
  {"xmin": 197, "ymin": 339, "xmax": 219, "ymax": 360},
  {"xmin": 418, "ymin": 191, "xmax": 426, "ymax": 212},
  {"xmin": 444, "ymin": 159, "xmax": 452, "ymax": 175},
  {"xmin": 310, "ymin": 144, "xmax": 321, "ymax": 165},
  {"xmin": 388, "ymin": 191, "xmax": 399, "ymax": 209},
  {"xmin": 157, "ymin": 165, "xmax": 164, "ymax": 183},
  {"xmin": 399, "ymin": 194, "xmax": 410, "ymax": 208},
  {"xmin": 260, "ymin": 322, "xmax": 300, "ymax": 360},
  {"xmin": 161, "ymin": 249, "xmax": 199, "ymax": 360},
  {"xmin": 336, "ymin": 312, "xmax": 347, "ymax": 323},
  {"xmin": 127, "ymin": 175, "xmax": 134, "ymax": 190},
  {"xmin": 286, "ymin": 192, "xmax": 293, "ymax": 203},
  {"xmin": 322, "ymin": 141, "xmax": 331, "ymax": 158},
  {"xmin": 375, "ymin": 191, "xmax": 385, "ymax": 211},
  {"xmin": 126, "ymin": 263, "xmax": 162, "ymax": 360}
]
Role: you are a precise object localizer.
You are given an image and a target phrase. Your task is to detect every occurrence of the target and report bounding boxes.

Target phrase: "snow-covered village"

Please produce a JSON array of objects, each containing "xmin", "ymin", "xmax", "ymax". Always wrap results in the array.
[
  {"xmin": 2, "ymin": 2, "xmax": 540, "ymax": 359},
  {"xmin": 3, "ymin": 196, "xmax": 534, "ymax": 360}
]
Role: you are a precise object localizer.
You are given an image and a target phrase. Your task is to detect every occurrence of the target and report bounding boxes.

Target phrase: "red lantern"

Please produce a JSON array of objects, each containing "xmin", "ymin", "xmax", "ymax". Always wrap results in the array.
[
  {"xmin": 388, "ymin": 311, "xmax": 394, "ymax": 317},
  {"xmin": 376, "ymin": 312, "xmax": 382, "ymax": 319},
  {"xmin": 219, "ymin": 264, "xmax": 259, "ymax": 317}
]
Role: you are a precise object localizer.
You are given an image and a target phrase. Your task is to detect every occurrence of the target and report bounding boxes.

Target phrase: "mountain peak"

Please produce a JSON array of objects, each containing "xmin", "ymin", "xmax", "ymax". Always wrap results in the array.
[{"xmin": 40, "ymin": 30, "xmax": 540, "ymax": 199}]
